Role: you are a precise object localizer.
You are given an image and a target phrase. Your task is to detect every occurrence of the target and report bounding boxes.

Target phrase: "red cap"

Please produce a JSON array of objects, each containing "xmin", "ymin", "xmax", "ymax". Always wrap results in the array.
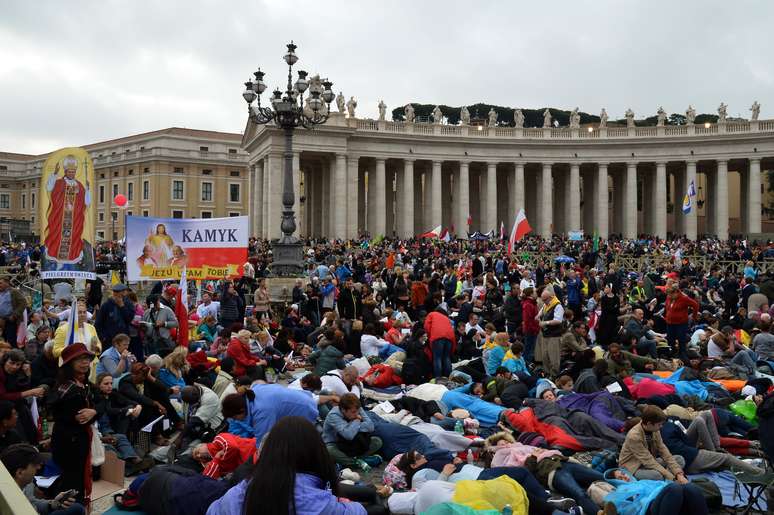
[{"xmin": 165, "ymin": 285, "xmax": 179, "ymax": 296}]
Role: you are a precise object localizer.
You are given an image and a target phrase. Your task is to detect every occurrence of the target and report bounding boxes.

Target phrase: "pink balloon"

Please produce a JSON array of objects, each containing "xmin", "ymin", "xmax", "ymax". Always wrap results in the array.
[{"xmin": 114, "ymin": 194, "xmax": 127, "ymax": 207}]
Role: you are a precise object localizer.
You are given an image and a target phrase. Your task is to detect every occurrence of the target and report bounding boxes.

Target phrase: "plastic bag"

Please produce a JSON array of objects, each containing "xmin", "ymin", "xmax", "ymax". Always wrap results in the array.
[
  {"xmin": 452, "ymin": 476, "xmax": 528, "ymax": 514},
  {"xmin": 729, "ymin": 399, "xmax": 758, "ymax": 425}
]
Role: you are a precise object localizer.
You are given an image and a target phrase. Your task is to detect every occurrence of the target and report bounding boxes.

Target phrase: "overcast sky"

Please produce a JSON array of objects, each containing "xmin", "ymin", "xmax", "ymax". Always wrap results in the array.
[{"xmin": 2, "ymin": 1, "xmax": 773, "ymax": 155}]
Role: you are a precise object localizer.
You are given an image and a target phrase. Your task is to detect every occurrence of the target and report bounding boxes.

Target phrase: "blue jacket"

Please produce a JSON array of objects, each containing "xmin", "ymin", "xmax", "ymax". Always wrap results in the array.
[
  {"xmin": 248, "ymin": 384, "xmax": 318, "ymax": 445},
  {"xmin": 566, "ymin": 277, "xmax": 582, "ymax": 305},
  {"xmin": 157, "ymin": 368, "xmax": 185, "ymax": 390},
  {"xmin": 442, "ymin": 384, "xmax": 506, "ymax": 426},
  {"xmin": 206, "ymin": 473, "xmax": 366, "ymax": 515},
  {"xmin": 322, "ymin": 406, "xmax": 374, "ymax": 444},
  {"xmin": 486, "ymin": 346, "xmax": 507, "ymax": 375},
  {"xmin": 659, "ymin": 419, "xmax": 698, "ymax": 468},
  {"xmin": 502, "ymin": 355, "xmax": 530, "ymax": 376}
]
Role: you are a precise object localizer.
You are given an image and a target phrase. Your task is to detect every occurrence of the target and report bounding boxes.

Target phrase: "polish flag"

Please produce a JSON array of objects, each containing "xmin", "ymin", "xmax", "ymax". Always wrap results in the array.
[
  {"xmin": 175, "ymin": 267, "xmax": 189, "ymax": 348},
  {"xmin": 419, "ymin": 225, "xmax": 442, "ymax": 238},
  {"xmin": 466, "ymin": 214, "xmax": 472, "ymax": 227},
  {"xmin": 508, "ymin": 209, "xmax": 532, "ymax": 254},
  {"xmin": 440, "ymin": 228, "xmax": 451, "ymax": 242}
]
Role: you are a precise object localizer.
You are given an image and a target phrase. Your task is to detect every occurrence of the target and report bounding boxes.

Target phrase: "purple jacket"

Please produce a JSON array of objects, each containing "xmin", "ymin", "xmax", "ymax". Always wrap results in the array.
[
  {"xmin": 206, "ymin": 473, "xmax": 366, "ymax": 515},
  {"xmin": 557, "ymin": 390, "xmax": 634, "ymax": 432}
]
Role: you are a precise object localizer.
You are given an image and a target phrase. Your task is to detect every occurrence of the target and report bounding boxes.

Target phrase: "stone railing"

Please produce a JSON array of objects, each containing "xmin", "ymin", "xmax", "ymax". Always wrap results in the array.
[{"xmin": 331, "ymin": 113, "xmax": 774, "ymax": 141}]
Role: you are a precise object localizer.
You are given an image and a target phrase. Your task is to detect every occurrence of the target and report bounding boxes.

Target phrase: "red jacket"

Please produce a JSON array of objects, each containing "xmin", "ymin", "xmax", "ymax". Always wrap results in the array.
[
  {"xmin": 424, "ymin": 311, "xmax": 455, "ymax": 344},
  {"xmin": 203, "ymin": 433, "xmax": 257, "ymax": 478},
  {"xmin": 361, "ymin": 364, "xmax": 402, "ymax": 388},
  {"xmin": 226, "ymin": 338, "xmax": 258, "ymax": 377},
  {"xmin": 665, "ymin": 292, "xmax": 699, "ymax": 325},
  {"xmin": 521, "ymin": 297, "xmax": 539, "ymax": 336}
]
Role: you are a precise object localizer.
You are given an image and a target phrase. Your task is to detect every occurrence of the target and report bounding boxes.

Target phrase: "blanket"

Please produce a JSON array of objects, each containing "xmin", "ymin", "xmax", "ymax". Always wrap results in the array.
[
  {"xmin": 366, "ymin": 411, "xmax": 453, "ymax": 462},
  {"xmin": 518, "ymin": 400, "xmax": 624, "ymax": 450},
  {"xmin": 442, "ymin": 385, "xmax": 505, "ymax": 426},
  {"xmin": 557, "ymin": 391, "xmax": 639, "ymax": 432},
  {"xmin": 408, "ymin": 383, "xmax": 449, "ymax": 402}
]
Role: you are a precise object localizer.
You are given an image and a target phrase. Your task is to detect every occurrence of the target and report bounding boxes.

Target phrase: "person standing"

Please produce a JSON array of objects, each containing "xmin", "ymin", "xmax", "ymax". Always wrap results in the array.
[
  {"xmin": 423, "ymin": 308, "xmax": 455, "ymax": 378},
  {"xmin": 537, "ymin": 289, "xmax": 564, "ymax": 378},
  {"xmin": 0, "ymin": 275, "xmax": 28, "ymax": 347},
  {"xmin": 664, "ymin": 285, "xmax": 699, "ymax": 361},
  {"xmin": 521, "ymin": 287, "xmax": 539, "ymax": 363},
  {"xmin": 94, "ymin": 283, "xmax": 135, "ymax": 347}
]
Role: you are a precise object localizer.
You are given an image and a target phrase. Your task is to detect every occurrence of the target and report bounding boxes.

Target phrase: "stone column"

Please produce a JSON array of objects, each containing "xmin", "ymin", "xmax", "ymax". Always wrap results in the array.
[
  {"xmin": 254, "ymin": 161, "xmax": 264, "ymax": 238},
  {"xmin": 685, "ymin": 160, "xmax": 697, "ymax": 240},
  {"xmin": 512, "ymin": 163, "xmax": 525, "ymax": 217},
  {"xmin": 386, "ymin": 167, "xmax": 395, "ymax": 237},
  {"xmin": 357, "ymin": 166, "xmax": 366, "ymax": 237},
  {"xmin": 595, "ymin": 163, "xmax": 609, "ymax": 238},
  {"xmin": 334, "ymin": 153, "xmax": 347, "ymax": 239},
  {"xmin": 402, "ymin": 159, "xmax": 415, "ymax": 238},
  {"xmin": 541, "ymin": 163, "xmax": 553, "ymax": 238},
  {"xmin": 374, "ymin": 158, "xmax": 387, "ymax": 236},
  {"xmin": 747, "ymin": 158, "xmax": 762, "ymax": 235},
  {"xmin": 431, "ymin": 160, "xmax": 442, "ymax": 228},
  {"xmin": 347, "ymin": 155, "xmax": 360, "ymax": 239},
  {"xmin": 422, "ymin": 168, "xmax": 432, "ymax": 231},
  {"xmin": 262, "ymin": 155, "xmax": 269, "ymax": 239},
  {"xmin": 625, "ymin": 162, "xmax": 638, "ymax": 238},
  {"xmin": 292, "ymin": 152, "xmax": 301, "ymax": 238},
  {"xmin": 457, "ymin": 161, "xmax": 470, "ymax": 236},
  {"xmin": 321, "ymin": 159, "xmax": 331, "ymax": 236},
  {"xmin": 715, "ymin": 159, "xmax": 729, "ymax": 240},
  {"xmin": 486, "ymin": 162, "xmax": 497, "ymax": 233},
  {"xmin": 654, "ymin": 162, "xmax": 667, "ymax": 239},
  {"xmin": 413, "ymin": 171, "xmax": 423, "ymax": 234},
  {"xmin": 367, "ymin": 165, "xmax": 376, "ymax": 235},
  {"xmin": 568, "ymin": 163, "xmax": 580, "ymax": 231}
]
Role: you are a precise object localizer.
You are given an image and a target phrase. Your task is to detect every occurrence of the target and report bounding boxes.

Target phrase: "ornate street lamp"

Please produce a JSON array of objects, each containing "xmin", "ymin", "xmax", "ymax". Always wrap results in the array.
[{"xmin": 242, "ymin": 41, "xmax": 335, "ymax": 276}]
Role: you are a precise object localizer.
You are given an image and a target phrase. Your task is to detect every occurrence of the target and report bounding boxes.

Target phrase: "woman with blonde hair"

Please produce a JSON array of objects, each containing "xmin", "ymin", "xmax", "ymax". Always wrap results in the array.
[{"xmin": 158, "ymin": 346, "xmax": 188, "ymax": 393}]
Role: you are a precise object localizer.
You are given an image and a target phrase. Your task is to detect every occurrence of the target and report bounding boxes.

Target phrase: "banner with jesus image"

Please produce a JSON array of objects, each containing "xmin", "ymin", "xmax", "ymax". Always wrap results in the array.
[
  {"xmin": 125, "ymin": 215, "xmax": 248, "ymax": 281},
  {"xmin": 39, "ymin": 147, "xmax": 96, "ymax": 279}
]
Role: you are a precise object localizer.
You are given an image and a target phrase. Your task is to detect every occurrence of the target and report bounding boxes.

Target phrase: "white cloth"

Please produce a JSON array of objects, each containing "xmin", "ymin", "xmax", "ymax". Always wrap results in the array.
[
  {"xmin": 320, "ymin": 370, "xmax": 362, "ymax": 398},
  {"xmin": 196, "ymin": 301, "xmax": 220, "ymax": 321},
  {"xmin": 406, "ymin": 383, "xmax": 448, "ymax": 402}
]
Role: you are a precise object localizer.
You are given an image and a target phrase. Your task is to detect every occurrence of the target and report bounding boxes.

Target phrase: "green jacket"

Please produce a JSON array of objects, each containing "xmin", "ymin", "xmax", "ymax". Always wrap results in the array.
[{"xmin": 309, "ymin": 343, "xmax": 345, "ymax": 377}]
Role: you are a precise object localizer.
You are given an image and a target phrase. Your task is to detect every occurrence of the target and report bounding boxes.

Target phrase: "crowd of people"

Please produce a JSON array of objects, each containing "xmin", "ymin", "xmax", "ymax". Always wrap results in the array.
[{"xmin": 0, "ymin": 234, "xmax": 773, "ymax": 515}]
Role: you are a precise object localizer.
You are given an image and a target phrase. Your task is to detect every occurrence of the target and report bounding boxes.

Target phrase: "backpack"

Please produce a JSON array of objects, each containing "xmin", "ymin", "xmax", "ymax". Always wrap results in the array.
[
  {"xmin": 113, "ymin": 475, "xmax": 148, "ymax": 511},
  {"xmin": 591, "ymin": 449, "xmax": 619, "ymax": 472},
  {"xmin": 516, "ymin": 432, "xmax": 546, "ymax": 448}
]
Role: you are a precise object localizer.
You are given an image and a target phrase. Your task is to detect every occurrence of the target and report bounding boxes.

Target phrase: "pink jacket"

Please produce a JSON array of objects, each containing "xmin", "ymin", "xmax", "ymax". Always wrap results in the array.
[{"xmin": 490, "ymin": 443, "xmax": 562, "ymax": 468}]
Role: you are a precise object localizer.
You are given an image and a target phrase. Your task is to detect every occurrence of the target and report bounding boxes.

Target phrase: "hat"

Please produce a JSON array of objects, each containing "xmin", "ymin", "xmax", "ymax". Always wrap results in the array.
[
  {"xmin": 165, "ymin": 285, "xmax": 179, "ymax": 296},
  {"xmin": 535, "ymin": 379, "xmax": 556, "ymax": 400},
  {"xmin": 112, "ymin": 283, "xmax": 128, "ymax": 292},
  {"xmin": 741, "ymin": 385, "xmax": 758, "ymax": 397},
  {"xmin": 60, "ymin": 342, "xmax": 95, "ymax": 366},
  {"xmin": 290, "ymin": 304, "xmax": 299, "ymax": 312},
  {"xmin": 0, "ymin": 444, "xmax": 44, "ymax": 475}
]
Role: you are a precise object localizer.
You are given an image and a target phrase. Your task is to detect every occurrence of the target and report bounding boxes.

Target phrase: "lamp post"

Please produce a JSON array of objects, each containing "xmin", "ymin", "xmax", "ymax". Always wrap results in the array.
[{"xmin": 241, "ymin": 41, "xmax": 335, "ymax": 276}]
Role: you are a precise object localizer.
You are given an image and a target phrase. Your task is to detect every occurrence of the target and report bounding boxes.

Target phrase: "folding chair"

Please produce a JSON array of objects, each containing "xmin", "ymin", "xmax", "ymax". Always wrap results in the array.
[{"xmin": 731, "ymin": 468, "xmax": 774, "ymax": 514}]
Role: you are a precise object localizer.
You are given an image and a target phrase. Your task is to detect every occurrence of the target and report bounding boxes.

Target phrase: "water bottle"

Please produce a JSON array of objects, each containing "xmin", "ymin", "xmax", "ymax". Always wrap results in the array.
[
  {"xmin": 502, "ymin": 504, "xmax": 512, "ymax": 515},
  {"xmin": 466, "ymin": 449, "xmax": 474, "ymax": 464},
  {"xmin": 454, "ymin": 419, "xmax": 464, "ymax": 434}
]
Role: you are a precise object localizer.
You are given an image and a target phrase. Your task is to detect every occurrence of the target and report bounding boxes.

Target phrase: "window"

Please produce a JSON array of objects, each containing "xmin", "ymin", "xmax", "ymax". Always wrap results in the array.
[
  {"xmin": 31, "ymin": 193, "xmax": 35, "ymax": 209},
  {"xmin": 228, "ymin": 148, "xmax": 237, "ymax": 155},
  {"xmin": 97, "ymin": 231, "xmax": 104, "ymax": 240},
  {"xmin": 127, "ymin": 182, "xmax": 134, "ymax": 201},
  {"xmin": 230, "ymin": 170, "xmax": 240, "ymax": 177},
  {"xmin": 201, "ymin": 182, "xmax": 213, "ymax": 202},
  {"xmin": 30, "ymin": 216, "xmax": 34, "ymax": 224},
  {"xmin": 229, "ymin": 212, "xmax": 241, "ymax": 217},
  {"xmin": 172, "ymin": 180, "xmax": 184, "ymax": 200},
  {"xmin": 143, "ymin": 167, "xmax": 149, "ymax": 174},
  {"xmin": 172, "ymin": 210, "xmax": 184, "ymax": 219},
  {"xmin": 99, "ymin": 185, "xmax": 105, "ymax": 203},
  {"xmin": 142, "ymin": 210, "xmax": 149, "ymax": 217},
  {"xmin": 0, "ymin": 194, "xmax": 9, "ymax": 209},
  {"xmin": 201, "ymin": 211, "xmax": 213, "ymax": 219},
  {"xmin": 111, "ymin": 211, "xmax": 118, "ymax": 221},
  {"xmin": 99, "ymin": 212, "xmax": 104, "ymax": 222},
  {"xmin": 113, "ymin": 231, "xmax": 118, "ymax": 240},
  {"xmin": 0, "ymin": 165, "xmax": 6, "ymax": 171},
  {"xmin": 21, "ymin": 194, "xmax": 25, "ymax": 209},
  {"xmin": 199, "ymin": 146, "xmax": 208, "ymax": 152},
  {"xmin": 128, "ymin": 169, "xmax": 134, "ymax": 175},
  {"xmin": 100, "ymin": 173, "xmax": 105, "ymax": 179},
  {"xmin": 229, "ymin": 183, "xmax": 240, "ymax": 202},
  {"xmin": 142, "ymin": 180, "xmax": 149, "ymax": 200},
  {"xmin": 202, "ymin": 169, "xmax": 212, "ymax": 176},
  {"xmin": 174, "ymin": 167, "xmax": 184, "ymax": 174},
  {"xmin": 113, "ymin": 171, "xmax": 119, "ymax": 177},
  {"xmin": 112, "ymin": 184, "xmax": 119, "ymax": 196},
  {"xmin": 127, "ymin": 211, "xmax": 132, "ymax": 217}
]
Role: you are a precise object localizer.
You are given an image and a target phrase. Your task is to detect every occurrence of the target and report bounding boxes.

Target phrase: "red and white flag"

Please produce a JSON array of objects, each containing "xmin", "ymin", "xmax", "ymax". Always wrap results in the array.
[
  {"xmin": 466, "ymin": 214, "xmax": 472, "ymax": 227},
  {"xmin": 508, "ymin": 209, "xmax": 532, "ymax": 254},
  {"xmin": 419, "ymin": 225, "xmax": 442, "ymax": 238},
  {"xmin": 175, "ymin": 267, "xmax": 189, "ymax": 348},
  {"xmin": 15, "ymin": 308, "xmax": 27, "ymax": 348},
  {"xmin": 440, "ymin": 228, "xmax": 451, "ymax": 242},
  {"xmin": 499, "ymin": 221, "xmax": 505, "ymax": 240}
]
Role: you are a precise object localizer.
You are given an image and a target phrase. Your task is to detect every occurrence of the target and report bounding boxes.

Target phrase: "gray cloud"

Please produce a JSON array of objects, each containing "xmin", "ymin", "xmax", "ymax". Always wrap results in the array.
[{"xmin": 1, "ymin": 0, "xmax": 772, "ymax": 154}]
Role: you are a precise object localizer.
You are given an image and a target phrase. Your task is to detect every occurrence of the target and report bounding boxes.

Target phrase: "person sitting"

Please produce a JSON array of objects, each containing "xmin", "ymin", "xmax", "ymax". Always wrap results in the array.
[
  {"xmin": 0, "ymin": 349, "xmax": 45, "ymax": 443},
  {"xmin": 624, "ymin": 308, "xmax": 659, "ymax": 358},
  {"xmin": 206, "ymin": 416, "xmax": 371, "ymax": 515},
  {"xmin": 619, "ymin": 405, "xmax": 687, "ymax": 482},
  {"xmin": 321, "ymin": 366, "xmax": 363, "ymax": 398},
  {"xmin": 1, "ymin": 443, "xmax": 85, "ymax": 515},
  {"xmin": 96, "ymin": 333, "xmax": 135, "ymax": 378},
  {"xmin": 92, "ymin": 373, "xmax": 147, "ymax": 471},
  {"xmin": 226, "ymin": 330, "xmax": 263, "ymax": 380},
  {"xmin": 0, "ymin": 400, "xmax": 22, "ymax": 453},
  {"xmin": 24, "ymin": 324, "xmax": 51, "ymax": 362},
  {"xmin": 177, "ymin": 384, "xmax": 224, "ymax": 452},
  {"xmin": 309, "ymin": 329, "xmax": 346, "ymax": 377},
  {"xmin": 211, "ymin": 357, "xmax": 236, "ymax": 399},
  {"xmin": 118, "ymin": 363, "xmax": 181, "ymax": 444},
  {"xmin": 192, "ymin": 432, "xmax": 257, "ymax": 479},
  {"xmin": 323, "ymin": 393, "xmax": 383, "ymax": 470},
  {"xmin": 31, "ymin": 340, "xmax": 58, "ymax": 389},
  {"xmin": 485, "ymin": 332, "xmax": 510, "ymax": 375},
  {"xmin": 196, "ymin": 316, "xmax": 218, "ymax": 345},
  {"xmin": 501, "ymin": 341, "xmax": 530, "ymax": 377},
  {"xmin": 158, "ymin": 346, "xmax": 189, "ymax": 393}
]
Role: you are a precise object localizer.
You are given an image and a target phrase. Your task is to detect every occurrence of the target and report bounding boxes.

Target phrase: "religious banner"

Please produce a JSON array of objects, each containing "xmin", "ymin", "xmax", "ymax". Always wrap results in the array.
[
  {"xmin": 39, "ymin": 148, "xmax": 96, "ymax": 279},
  {"xmin": 125, "ymin": 215, "xmax": 248, "ymax": 281}
]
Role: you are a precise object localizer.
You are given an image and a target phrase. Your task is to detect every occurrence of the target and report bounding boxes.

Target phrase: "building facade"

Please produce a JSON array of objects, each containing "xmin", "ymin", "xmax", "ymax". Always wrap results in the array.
[
  {"xmin": 242, "ymin": 113, "xmax": 774, "ymax": 241},
  {"xmin": 0, "ymin": 128, "xmax": 249, "ymax": 241}
]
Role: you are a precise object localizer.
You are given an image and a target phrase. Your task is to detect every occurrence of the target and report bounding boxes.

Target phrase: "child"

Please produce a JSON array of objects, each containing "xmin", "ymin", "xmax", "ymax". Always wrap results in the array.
[
  {"xmin": 555, "ymin": 375, "xmax": 574, "ymax": 396},
  {"xmin": 502, "ymin": 341, "xmax": 530, "ymax": 376},
  {"xmin": 485, "ymin": 332, "xmax": 510, "ymax": 375}
]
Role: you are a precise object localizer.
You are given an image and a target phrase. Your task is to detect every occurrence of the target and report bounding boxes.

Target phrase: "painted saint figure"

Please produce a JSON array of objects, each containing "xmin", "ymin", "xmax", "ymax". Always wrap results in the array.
[
  {"xmin": 144, "ymin": 223, "xmax": 174, "ymax": 266},
  {"xmin": 45, "ymin": 155, "xmax": 91, "ymax": 264}
]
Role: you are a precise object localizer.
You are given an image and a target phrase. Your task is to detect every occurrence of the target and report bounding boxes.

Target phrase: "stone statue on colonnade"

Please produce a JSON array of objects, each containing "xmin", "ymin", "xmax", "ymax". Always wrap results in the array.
[
  {"xmin": 656, "ymin": 106, "xmax": 667, "ymax": 127},
  {"xmin": 461, "ymin": 106, "xmax": 470, "ymax": 125},
  {"xmin": 404, "ymin": 104, "xmax": 415, "ymax": 123},
  {"xmin": 569, "ymin": 107, "xmax": 580, "ymax": 128},
  {"xmin": 487, "ymin": 108, "xmax": 498, "ymax": 127},
  {"xmin": 686, "ymin": 105, "xmax": 696, "ymax": 125},
  {"xmin": 378, "ymin": 100, "xmax": 387, "ymax": 121},
  {"xmin": 513, "ymin": 109, "xmax": 524, "ymax": 128},
  {"xmin": 751, "ymin": 101, "xmax": 761, "ymax": 121},
  {"xmin": 336, "ymin": 92, "xmax": 345, "ymax": 113},
  {"xmin": 542, "ymin": 109, "xmax": 552, "ymax": 128},
  {"xmin": 433, "ymin": 105, "xmax": 443, "ymax": 124},
  {"xmin": 347, "ymin": 96, "xmax": 357, "ymax": 118},
  {"xmin": 625, "ymin": 108, "xmax": 635, "ymax": 128},
  {"xmin": 599, "ymin": 108, "xmax": 608, "ymax": 128},
  {"xmin": 718, "ymin": 102, "xmax": 727, "ymax": 122}
]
